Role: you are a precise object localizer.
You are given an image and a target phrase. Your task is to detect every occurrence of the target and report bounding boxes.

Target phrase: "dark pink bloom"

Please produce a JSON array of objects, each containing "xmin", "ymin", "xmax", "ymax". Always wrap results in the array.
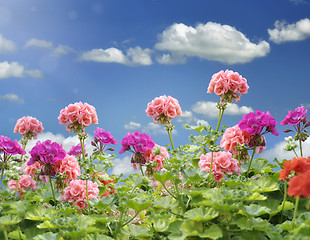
[
  {"xmin": 238, "ymin": 110, "xmax": 279, "ymax": 136},
  {"xmin": 94, "ymin": 127, "xmax": 118, "ymax": 145},
  {"xmin": 119, "ymin": 131, "xmax": 155, "ymax": 154},
  {"xmin": 281, "ymin": 106, "xmax": 308, "ymax": 126},
  {"xmin": 0, "ymin": 135, "xmax": 26, "ymax": 155},
  {"xmin": 68, "ymin": 143, "xmax": 85, "ymax": 156},
  {"xmin": 28, "ymin": 140, "xmax": 66, "ymax": 166}
]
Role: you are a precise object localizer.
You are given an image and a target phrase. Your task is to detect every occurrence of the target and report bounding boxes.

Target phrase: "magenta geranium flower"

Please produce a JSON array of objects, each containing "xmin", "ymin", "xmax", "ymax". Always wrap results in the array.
[
  {"xmin": 281, "ymin": 106, "xmax": 308, "ymax": 126},
  {"xmin": 0, "ymin": 135, "xmax": 26, "ymax": 155},
  {"xmin": 238, "ymin": 110, "xmax": 279, "ymax": 136},
  {"xmin": 94, "ymin": 127, "xmax": 118, "ymax": 145},
  {"xmin": 119, "ymin": 131, "xmax": 155, "ymax": 154},
  {"xmin": 28, "ymin": 140, "xmax": 66, "ymax": 166},
  {"xmin": 68, "ymin": 143, "xmax": 86, "ymax": 156}
]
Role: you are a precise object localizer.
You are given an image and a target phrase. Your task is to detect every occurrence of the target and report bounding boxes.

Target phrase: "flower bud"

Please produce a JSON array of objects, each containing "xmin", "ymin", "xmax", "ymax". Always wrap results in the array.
[{"xmin": 284, "ymin": 129, "xmax": 292, "ymax": 133}]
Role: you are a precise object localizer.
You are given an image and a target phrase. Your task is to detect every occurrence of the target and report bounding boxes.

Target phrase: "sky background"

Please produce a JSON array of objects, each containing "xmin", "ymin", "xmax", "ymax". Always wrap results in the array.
[{"xmin": 1, "ymin": 0, "xmax": 310, "ymax": 175}]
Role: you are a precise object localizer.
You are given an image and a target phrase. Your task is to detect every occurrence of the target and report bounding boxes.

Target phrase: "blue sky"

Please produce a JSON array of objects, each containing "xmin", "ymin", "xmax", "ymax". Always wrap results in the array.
[{"xmin": 1, "ymin": 0, "xmax": 310, "ymax": 175}]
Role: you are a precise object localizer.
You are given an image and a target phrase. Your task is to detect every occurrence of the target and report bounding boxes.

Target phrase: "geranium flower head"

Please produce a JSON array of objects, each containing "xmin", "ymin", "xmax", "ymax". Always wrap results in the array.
[
  {"xmin": 207, "ymin": 69, "xmax": 249, "ymax": 103},
  {"xmin": 281, "ymin": 106, "xmax": 308, "ymax": 126},
  {"xmin": 8, "ymin": 174, "xmax": 38, "ymax": 197},
  {"xmin": 58, "ymin": 102, "xmax": 98, "ymax": 133},
  {"xmin": 238, "ymin": 110, "xmax": 279, "ymax": 136},
  {"xmin": 287, "ymin": 171, "xmax": 310, "ymax": 198},
  {"xmin": 28, "ymin": 140, "xmax": 66, "ymax": 166},
  {"xmin": 14, "ymin": 116, "xmax": 43, "ymax": 140},
  {"xmin": 54, "ymin": 154, "xmax": 81, "ymax": 183},
  {"xmin": 119, "ymin": 131, "xmax": 155, "ymax": 154},
  {"xmin": 145, "ymin": 95, "xmax": 182, "ymax": 125},
  {"xmin": 279, "ymin": 157, "xmax": 310, "ymax": 181},
  {"xmin": 94, "ymin": 127, "xmax": 118, "ymax": 145},
  {"xmin": 0, "ymin": 135, "xmax": 26, "ymax": 155},
  {"xmin": 68, "ymin": 143, "xmax": 86, "ymax": 156}
]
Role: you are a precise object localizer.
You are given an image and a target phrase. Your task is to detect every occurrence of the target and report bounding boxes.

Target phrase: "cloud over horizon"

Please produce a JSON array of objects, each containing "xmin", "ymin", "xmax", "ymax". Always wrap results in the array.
[
  {"xmin": 268, "ymin": 18, "xmax": 310, "ymax": 43},
  {"xmin": 155, "ymin": 22, "xmax": 270, "ymax": 64},
  {"xmin": 0, "ymin": 61, "xmax": 43, "ymax": 79}
]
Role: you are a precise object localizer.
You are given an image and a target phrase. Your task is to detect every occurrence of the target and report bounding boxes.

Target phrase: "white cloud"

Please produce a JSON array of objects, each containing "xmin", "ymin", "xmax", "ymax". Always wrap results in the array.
[
  {"xmin": 155, "ymin": 22, "xmax": 270, "ymax": 64},
  {"xmin": 111, "ymin": 156, "xmax": 138, "ymax": 176},
  {"xmin": 24, "ymin": 38, "xmax": 73, "ymax": 57},
  {"xmin": 127, "ymin": 46, "xmax": 152, "ymax": 65},
  {"xmin": 124, "ymin": 121, "xmax": 142, "ymax": 130},
  {"xmin": 25, "ymin": 38, "xmax": 53, "ymax": 48},
  {"xmin": 289, "ymin": 0, "xmax": 309, "ymax": 5},
  {"xmin": 142, "ymin": 122, "xmax": 168, "ymax": 135},
  {"xmin": 26, "ymin": 69, "xmax": 43, "ymax": 79},
  {"xmin": 80, "ymin": 46, "xmax": 153, "ymax": 66},
  {"xmin": 80, "ymin": 47, "xmax": 128, "ymax": 64},
  {"xmin": 177, "ymin": 110, "xmax": 209, "ymax": 126},
  {"xmin": 156, "ymin": 53, "xmax": 186, "ymax": 65},
  {"xmin": 268, "ymin": 18, "xmax": 310, "ymax": 43},
  {"xmin": 0, "ymin": 93, "xmax": 24, "ymax": 103},
  {"xmin": 192, "ymin": 101, "xmax": 253, "ymax": 119},
  {"xmin": 0, "ymin": 61, "xmax": 24, "ymax": 79},
  {"xmin": 52, "ymin": 44, "xmax": 74, "ymax": 57},
  {"xmin": 0, "ymin": 61, "xmax": 42, "ymax": 79},
  {"xmin": 261, "ymin": 137, "xmax": 310, "ymax": 161},
  {"xmin": 0, "ymin": 34, "xmax": 16, "ymax": 52}
]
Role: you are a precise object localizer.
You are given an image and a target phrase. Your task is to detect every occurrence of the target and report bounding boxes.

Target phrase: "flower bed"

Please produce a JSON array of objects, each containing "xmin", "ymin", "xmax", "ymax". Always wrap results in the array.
[{"xmin": 0, "ymin": 69, "xmax": 309, "ymax": 240}]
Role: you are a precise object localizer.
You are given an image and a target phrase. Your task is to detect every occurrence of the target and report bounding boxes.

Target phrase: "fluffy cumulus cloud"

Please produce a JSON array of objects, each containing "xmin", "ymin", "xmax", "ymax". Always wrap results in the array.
[
  {"xmin": 0, "ymin": 61, "xmax": 43, "ymax": 79},
  {"xmin": 124, "ymin": 121, "xmax": 142, "ymax": 130},
  {"xmin": 24, "ymin": 38, "xmax": 73, "ymax": 57},
  {"xmin": 111, "ymin": 156, "xmax": 139, "ymax": 176},
  {"xmin": 262, "ymin": 138, "xmax": 310, "ymax": 161},
  {"xmin": 142, "ymin": 122, "xmax": 168, "ymax": 135},
  {"xmin": 0, "ymin": 34, "xmax": 16, "ymax": 52},
  {"xmin": 192, "ymin": 101, "xmax": 253, "ymax": 119},
  {"xmin": 155, "ymin": 22, "xmax": 270, "ymax": 64},
  {"xmin": 80, "ymin": 46, "xmax": 152, "ymax": 66},
  {"xmin": 177, "ymin": 110, "xmax": 209, "ymax": 126},
  {"xmin": 268, "ymin": 18, "xmax": 310, "ymax": 43},
  {"xmin": 0, "ymin": 93, "xmax": 24, "ymax": 103}
]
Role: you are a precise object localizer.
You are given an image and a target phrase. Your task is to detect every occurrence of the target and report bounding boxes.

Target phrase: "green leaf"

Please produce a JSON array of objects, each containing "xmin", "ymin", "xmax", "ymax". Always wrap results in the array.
[
  {"xmin": 8, "ymin": 229, "xmax": 26, "ymax": 240},
  {"xmin": 153, "ymin": 171, "xmax": 174, "ymax": 183},
  {"xmin": 25, "ymin": 206, "xmax": 52, "ymax": 221},
  {"xmin": 152, "ymin": 196, "xmax": 173, "ymax": 209},
  {"xmin": 184, "ymin": 206, "xmax": 218, "ymax": 221},
  {"xmin": 184, "ymin": 124, "xmax": 208, "ymax": 134},
  {"xmin": 127, "ymin": 224, "xmax": 150, "ymax": 237},
  {"xmin": 82, "ymin": 233, "xmax": 114, "ymax": 240},
  {"xmin": 126, "ymin": 197, "xmax": 151, "ymax": 212},
  {"xmin": 181, "ymin": 220, "xmax": 222, "ymax": 239},
  {"xmin": 200, "ymin": 224, "xmax": 223, "ymax": 239},
  {"xmin": 277, "ymin": 201, "xmax": 294, "ymax": 212},
  {"xmin": 247, "ymin": 176, "xmax": 279, "ymax": 193},
  {"xmin": 242, "ymin": 204, "xmax": 271, "ymax": 216},
  {"xmin": 0, "ymin": 215, "xmax": 22, "ymax": 225},
  {"xmin": 33, "ymin": 232, "xmax": 59, "ymax": 240},
  {"xmin": 37, "ymin": 221, "xmax": 57, "ymax": 229},
  {"xmin": 236, "ymin": 216, "xmax": 270, "ymax": 231}
]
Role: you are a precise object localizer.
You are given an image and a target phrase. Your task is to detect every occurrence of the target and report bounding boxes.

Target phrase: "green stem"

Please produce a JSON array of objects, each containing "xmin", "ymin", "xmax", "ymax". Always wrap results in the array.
[
  {"xmin": 1, "ymin": 167, "xmax": 4, "ymax": 181},
  {"xmin": 173, "ymin": 179, "xmax": 186, "ymax": 213},
  {"xmin": 3, "ymin": 227, "xmax": 8, "ymax": 240},
  {"xmin": 293, "ymin": 196, "xmax": 300, "ymax": 221},
  {"xmin": 139, "ymin": 162, "xmax": 144, "ymax": 176},
  {"xmin": 122, "ymin": 210, "xmax": 141, "ymax": 227},
  {"xmin": 216, "ymin": 108, "xmax": 225, "ymax": 132},
  {"xmin": 79, "ymin": 135, "xmax": 90, "ymax": 211},
  {"xmin": 207, "ymin": 152, "xmax": 214, "ymax": 184},
  {"xmin": 14, "ymin": 181, "xmax": 18, "ymax": 200},
  {"xmin": 114, "ymin": 209, "xmax": 124, "ymax": 238},
  {"xmin": 293, "ymin": 148, "xmax": 299, "ymax": 158},
  {"xmin": 246, "ymin": 146, "xmax": 256, "ymax": 176},
  {"xmin": 280, "ymin": 181, "xmax": 288, "ymax": 223},
  {"xmin": 167, "ymin": 128, "xmax": 175, "ymax": 150},
  {"xmin": 85, "ymin": 179, "xmax": 90, "ymax": 211},
  {"xmin": 49, "ymin": 177, "xmax": 57, "ymax": 206},
  {"xmin": 160, "ymin": 181, "xmax": 177, "ymax": 200},
  {"xmin": 299, "ymin": 138, "xmax": 303, "ymax": 157}
]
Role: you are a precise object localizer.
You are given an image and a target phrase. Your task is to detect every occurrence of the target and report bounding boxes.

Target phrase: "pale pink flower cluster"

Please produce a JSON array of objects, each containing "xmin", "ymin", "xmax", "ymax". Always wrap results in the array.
[
  {"xmin": 8, "ymin": 175, "xmax": 38, "ymax": 196},
  {"xmin": 220, "ymin": 125, "xmax": 251, "ymax": 155},
  {"xmin": 198, "ymin": 151, "xmax": 241, "ymax": 183},
  {"xmin": 14, "ymin": 116, "xmax": 43, "ymax": 140},
  {"xmin": 54, "ymin": 154, "xmax": 81, "ymax": 183},
  {"xmin": 207, "ymin": 70, "xmax": 249, "ymax": 103},
  {"xmin": 146, "ymin": 95, "xmax": 182, "ymax": 124},
  {"xmin": 143, "ymin": 145, "xmax": 170, "ymax": 172},
  {"xmin": 23, "ymin": 160, "xmax": 50, "ymax": 183},
  {"xmin": 58, "ymin": 102, "xmax": 98, "ymax": 133},
  {"xmin": 61, "ymin": 180, "xmax": 99, "ymax": 210}
]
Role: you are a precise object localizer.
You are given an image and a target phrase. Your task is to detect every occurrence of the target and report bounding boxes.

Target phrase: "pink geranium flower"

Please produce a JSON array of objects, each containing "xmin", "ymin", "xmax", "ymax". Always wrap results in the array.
[
  {"xmin": 14, "ymin": 116, "xmax": 43, "ymax": 140},
  {"xmin": 8, "ymin": 175, "xmax": 38, "ymax": 197},
  {"xmin": 54, "ymin": 154, "xmax": 81, "ymax": 183},
  {"xmin": 61, "ymin": 179, "xmax": 99, "ymax": 210},
  {"xmin": 207, "ymin": 69, "xmax": 249, "ymax": 103},
  {"xmin": 146, "ymin": 95, "xmax": 182, "ymax": 125},
  {"xmin": 198, "ymin": 151, "xmax": 241, "ymax": 183},
  {"xmin": 58, "ymin": 102, "xmax": 98, "ymax": 133}
]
